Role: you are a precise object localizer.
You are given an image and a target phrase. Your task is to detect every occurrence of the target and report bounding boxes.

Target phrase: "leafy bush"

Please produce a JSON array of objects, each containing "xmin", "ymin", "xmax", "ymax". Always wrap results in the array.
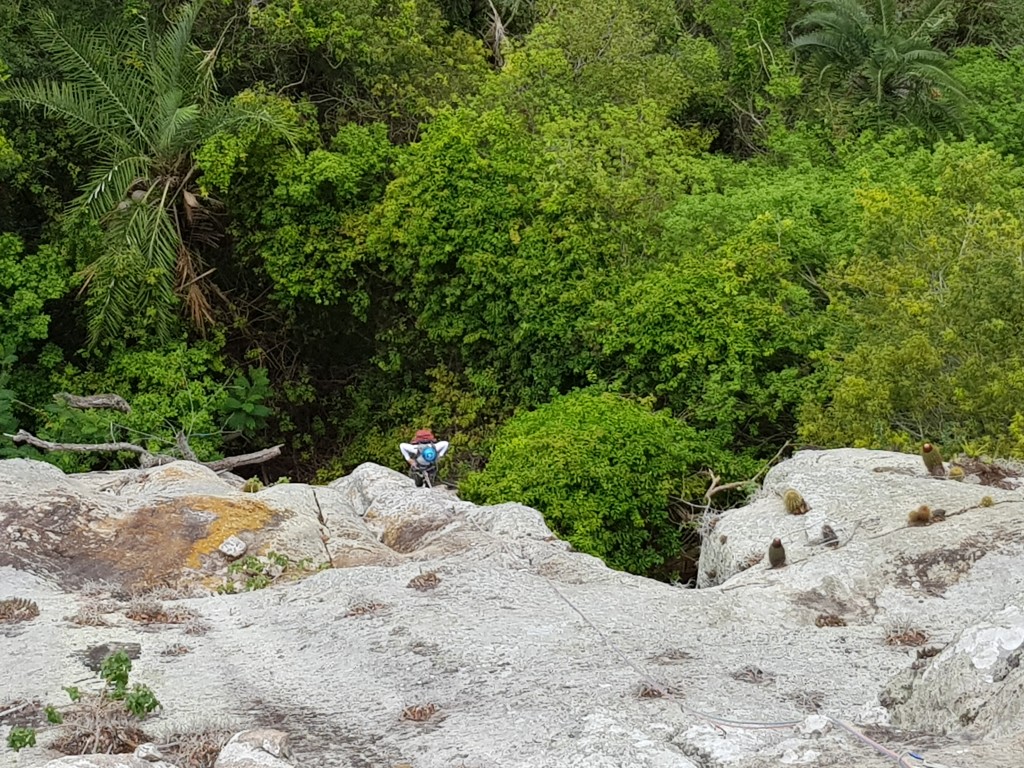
[
  {"xmin": 954, "ymin": 46, "xmax": 1024, "ymax": 157},
  {"xmin": 38, "ymin": 341, "xmax": 239, "ymax": 470},
  {"xmin": 589, "ymin": 212, "xmax": 823, "ymax": 445},
  {"xmin": 800, "ymin": 143, "xmax": 1024, "ymax": 456},
  {"xmin": 461, "ymin": 390, "xmax": 732, "ymax": 576},
  {"xmin": 0, "ymin": 233, "xmax": 69, "ymax": 356}
]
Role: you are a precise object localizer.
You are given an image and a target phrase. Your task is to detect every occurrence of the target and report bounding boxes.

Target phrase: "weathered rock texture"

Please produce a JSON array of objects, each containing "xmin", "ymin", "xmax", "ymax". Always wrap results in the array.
[{"xmin": 2, "ymin": 450, "xmax": 1023, "ymax": 768}]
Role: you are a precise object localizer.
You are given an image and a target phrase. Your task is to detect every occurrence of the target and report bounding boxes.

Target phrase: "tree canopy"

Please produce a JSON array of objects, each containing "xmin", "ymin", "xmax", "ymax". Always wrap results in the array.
[{"xmin": 3, "ymin": 0, "xmax": 1024, "ymax": 577}]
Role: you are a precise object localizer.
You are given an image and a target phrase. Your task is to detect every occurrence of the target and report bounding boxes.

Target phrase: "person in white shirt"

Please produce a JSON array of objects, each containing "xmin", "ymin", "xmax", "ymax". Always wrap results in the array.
[{"xmin": 399, "ymin": 428, "xmax": 449, "ymax": 487}]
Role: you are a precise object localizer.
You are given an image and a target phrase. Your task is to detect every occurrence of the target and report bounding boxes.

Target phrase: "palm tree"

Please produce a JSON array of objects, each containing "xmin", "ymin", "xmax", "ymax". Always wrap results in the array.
[
  {"xmin": 792, "ymin": 0, "xmax": 966, "ymax": 129},
  {"xmin": 0, "ymin": 0, "xmax": 298, "ymax": 345}
]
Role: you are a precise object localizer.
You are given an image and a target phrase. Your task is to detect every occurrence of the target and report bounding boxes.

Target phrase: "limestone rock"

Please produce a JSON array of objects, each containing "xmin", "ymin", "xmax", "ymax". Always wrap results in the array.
[
  {"xmin": 218, "ymin": 536, "xmax": 247, "ymax": 560},
  {"xmin": 214, "ymin": 729, "xmax": 292, "ymax": 767},
  {"xmin": 883, "ymin": 599, "xmax": 1024, "ymax": 738},
  {"xmin": 40, "ymin": 754, "xmax": 174, "ymax": 768},
  {"xmin": 133, "ymin": 743, "xmax": 165, "ymax": 762},
  {"xmin": 2, "ymin": 450, "xmax": 1024, "ymax": 768},
  {"xmin": 0, "ymin": 459, "xmax": 331, "ymax": 591}
]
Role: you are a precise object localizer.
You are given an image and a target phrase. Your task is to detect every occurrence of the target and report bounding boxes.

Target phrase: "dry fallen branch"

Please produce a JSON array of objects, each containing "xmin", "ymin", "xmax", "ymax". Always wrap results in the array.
[
  {"xmin": 703, "ymin": 441, "xmax": 792, "ymax": 502},
  {"xmin": 175, "ymin": 431, "xmax": 199, "ymax": 462},
  {"xmin": 204, "ymin": 445, "xmax": 283, "ymax": 472},
  {"xmin": 6, "ymin": 429, "xmax": 282, "ymax": 473},
  {"xmin": 55, "ymin": 392, "xmax": 132, "ymax": 413}
]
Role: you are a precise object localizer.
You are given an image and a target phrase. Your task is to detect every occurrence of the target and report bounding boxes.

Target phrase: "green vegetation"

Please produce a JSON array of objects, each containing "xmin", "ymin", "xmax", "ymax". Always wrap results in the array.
[
  {"xmin": 463, "ymin": 391, "xmax": 738, "ymax": 575},
  {"xmin": 5, "ymin": 650, "xmax": 159, "ymax": 752},
  {"xmin": 2, "ymin": 0, "xmax": 1024, "ymax": 578},
  {"xmin": 219, "ymin": 551, "xmax": 325, "ymax": 592}
]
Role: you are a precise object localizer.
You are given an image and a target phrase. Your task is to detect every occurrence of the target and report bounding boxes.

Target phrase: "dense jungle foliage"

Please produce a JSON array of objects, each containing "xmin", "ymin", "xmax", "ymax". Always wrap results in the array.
[{"xmin": 3, "ymin": 0, "xmax": 1024, "ymax": 578}]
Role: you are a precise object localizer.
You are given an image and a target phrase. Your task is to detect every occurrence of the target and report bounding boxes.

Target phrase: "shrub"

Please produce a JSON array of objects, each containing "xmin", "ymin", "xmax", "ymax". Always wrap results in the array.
[
  {"xmin": 461, "ymin": 390, "xmax": 728, "ymax": 576},
  {"xmin": 800, "ymin": 143, "xmax": 1024, "ymax": 456}
]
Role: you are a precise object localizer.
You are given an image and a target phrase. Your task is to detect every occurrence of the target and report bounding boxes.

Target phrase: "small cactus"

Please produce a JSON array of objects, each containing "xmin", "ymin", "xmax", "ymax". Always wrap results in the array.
[
  {"xmin": 768, "ymin": 538, "xmax": 786, "ymax": 568},
  {"xmin": 242, "ymin": 477, "xmax": 264, "ymax": 493},
  {"xmin": 921, "ymin": 443, "xmax": 945, "ymax": 477},
  {"xmin": 980, "ymin": 495, "xmax": 994, "ymax": 508},
  {"xmin": 908, "ymin": 505, "xmax": 933, "ymax": 526},
  {"xmin": 948, "ymin": 465, "xmax": 965, "ymax": 481},
  {"xmin": 783, "ymin": 489, "xmax": 810, "ymax": 515},
  {"xmin": 821, "ymin": 523, "xmax": 839, "ymax": 548}
]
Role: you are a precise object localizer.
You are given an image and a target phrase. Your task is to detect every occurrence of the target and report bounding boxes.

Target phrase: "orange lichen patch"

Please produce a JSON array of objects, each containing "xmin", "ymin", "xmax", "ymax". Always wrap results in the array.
[
  {"xmin": 80, "ymin": 504, "xmax": 201, "ymax": 589},
  {"xmin": 180, "ymin": 496, "xmax": 279, "ymax": 567},
  {"xmin": 80, "ymin": 495, "xmax": 279, "ymax": 589}
]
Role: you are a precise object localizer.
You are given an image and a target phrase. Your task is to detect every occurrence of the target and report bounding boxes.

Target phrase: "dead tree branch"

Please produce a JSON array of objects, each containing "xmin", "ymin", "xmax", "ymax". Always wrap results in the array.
[
  {"xmin": 9, "ymin": 430, "xmax": 166, "ymax": 461},
  {"xmin": 55, "ymin": 392, "xmax": 131, "ymax": 413},
  {"xmin": 6, "ymin": 429, "xmax": 282, "ymax": 473},
  {"xmin": 175, "ymin": 431, "xmax": 199, "ymax": 462},
  {"xmin": 204, "ymin": 445, "xmax": 283, "ymax": 472},
  {"xmin": 703, "ymin": 441, "xmax": 792, "ymax": 502}
]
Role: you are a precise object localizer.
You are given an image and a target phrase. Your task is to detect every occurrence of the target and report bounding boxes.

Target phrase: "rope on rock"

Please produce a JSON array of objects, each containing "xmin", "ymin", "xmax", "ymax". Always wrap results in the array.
[{"xmin": 463, "ymin": 512, "xmax": 956, "ymax": 768}]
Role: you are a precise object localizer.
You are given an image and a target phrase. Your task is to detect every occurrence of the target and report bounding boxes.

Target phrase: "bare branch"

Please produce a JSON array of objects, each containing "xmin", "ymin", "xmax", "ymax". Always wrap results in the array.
[
  {"xmin": 9, "ymin": 429, "xmax": 161, "ymax": 459},
  {"xmin": 704, "ymin": 441, "xmax": 792, "ymax": 501},
  {"xmin": 5, "ymin": 429, "xmax": 282, "ymax": 473},
  {"xmin": 204, "ymin": 445, "xmax": 283, "ymax": 472},
  {"xmin": 175, "ymin": 431, "xmax": 199, "ymax": 462},
  {"xmin": 55, "ymin": 392, "xmax": 132, "ymax": 413}
]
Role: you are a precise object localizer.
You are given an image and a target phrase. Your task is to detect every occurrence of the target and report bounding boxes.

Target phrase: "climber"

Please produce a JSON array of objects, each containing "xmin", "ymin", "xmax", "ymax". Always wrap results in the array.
[{"xmin": 399, "ymin": 429, "xmax": 449, "ymax": 488}]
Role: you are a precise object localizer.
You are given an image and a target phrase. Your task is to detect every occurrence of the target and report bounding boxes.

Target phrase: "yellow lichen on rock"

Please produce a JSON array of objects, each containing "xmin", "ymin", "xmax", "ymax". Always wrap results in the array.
[{"xmin": 184, "ymin": 496, "xmax": 280, "ymax": 567}]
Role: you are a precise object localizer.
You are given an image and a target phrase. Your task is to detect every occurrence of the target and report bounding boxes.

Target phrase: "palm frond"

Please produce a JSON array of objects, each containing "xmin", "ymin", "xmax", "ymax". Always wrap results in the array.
[
  {"xmin": 132, "ymin": 181, "xmax": 181, "ymax": 280},
  {"xmin": 797, "ymin": 0, "xmax": 872, "ymax": 33},
  {"xmin": 81, "ymin": 200, "xmax": 181, "ymax": 345},
  {"xmin": 101, "ymin": 199, "xmax": 180, "ymax": 337},
  {"xmin": 206, "ymin": 99, "xmax": 304, "ymax": 149},
  {"xmin": 905, "ymin": 0, "xmax": 953, "ymax": 40},
  {"xmin": 80, "ymin": 247, "xmax": 148, "ymax": 346},
  {"xmin": 148, "ymin": 0, "xmax": 210, "ymax": 102},
  {"xmin": 32, "ymin": 10, "xmax": 150, "ymax": 146},
  {"xmin": 155, "ymin": 94, "xmax": 202, "ymax": 156},
  {"xmin": 871, "ymin": 0, "xmax": 897, "ymax": 36},
  {"xmin": 0, "ymin": 80, "xmax": 135, "ymax": 153},
  {"xmin": 77, "ymin": 154, "xmax": 151, "ymax": 221}
]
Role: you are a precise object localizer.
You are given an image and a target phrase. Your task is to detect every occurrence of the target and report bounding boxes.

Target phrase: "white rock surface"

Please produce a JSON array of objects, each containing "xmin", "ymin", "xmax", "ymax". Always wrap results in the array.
[
  {"xmin": 214, "ymin": 729, "xmax": 292, "ymax": 767},
  {"xmin": 2, "ymin": 450, "xmax": 1023, "ymax": 768},
  {"xmin": 218, "ymin": 536, "xmax": 248, "ymax": 559}
]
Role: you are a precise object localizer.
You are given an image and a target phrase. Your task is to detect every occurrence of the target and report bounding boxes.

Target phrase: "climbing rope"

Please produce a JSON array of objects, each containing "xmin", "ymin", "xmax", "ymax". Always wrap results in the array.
[{"xmin": 462, "ymin": 512, "xmax": 958, "ymax": 768}]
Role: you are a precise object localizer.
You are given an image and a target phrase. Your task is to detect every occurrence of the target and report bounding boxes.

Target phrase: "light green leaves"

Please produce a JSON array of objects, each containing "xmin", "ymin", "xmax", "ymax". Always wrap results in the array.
[{"xmin": 462, "ymin": 390, "xmax": 718, "ymax": 576}]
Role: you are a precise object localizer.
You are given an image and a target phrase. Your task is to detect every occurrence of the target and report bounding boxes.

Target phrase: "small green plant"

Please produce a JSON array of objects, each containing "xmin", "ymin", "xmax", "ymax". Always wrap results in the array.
[
  {"xmin": 241, "ymin": 476, "xmax": 264, "ymax": 493},
  {"xmin": 100, "ymin": 650, "xmax": 131, "ymax": 694},
  {"xmin": 98, "ymin": 651, "xmax": 160, "ymax": 717},
  {"xmin": 123, "ymin": 685, "xmax": 160, "ymax": 718},
  {"xmin": 220, "ymin": 367, "xmax": 273, "ymax": 436},
  {"xmin": 0, "ymin": 669, "xmax": 145, "ymax": 754},
  {"xmin": 226, "ymin": 554, "xmax": 274, "ymax": 591},
  {"xmin": 221, "ymin": 551, "xmax": 322, "ymax": 592},
  {"xmin": 6, "ymin": 727, "xmax": 35, "ymax": 751},
  {"xmin": 266, "ymin": 551, "xmax": 289, "ymax": 567}
]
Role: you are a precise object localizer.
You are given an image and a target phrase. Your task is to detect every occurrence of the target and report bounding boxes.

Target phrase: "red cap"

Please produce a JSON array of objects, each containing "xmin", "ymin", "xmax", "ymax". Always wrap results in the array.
[{"xmin": 413, "ymin": 429, "xmax": 435, "ymax": 444}]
